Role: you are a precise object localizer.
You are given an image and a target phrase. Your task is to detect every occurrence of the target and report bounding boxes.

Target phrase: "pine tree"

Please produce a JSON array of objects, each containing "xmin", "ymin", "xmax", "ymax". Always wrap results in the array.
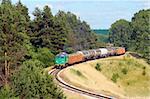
[
  {"xmin": 55, "ymin": 11, "xmax": 97, "ymax": 51},
  {"xmin": 0, "ymin": 1, "xmax": 29, "ymax": 85},
  {"xmin": 30, "ymin": 6, "xmax": 67, "ymax": 54}
]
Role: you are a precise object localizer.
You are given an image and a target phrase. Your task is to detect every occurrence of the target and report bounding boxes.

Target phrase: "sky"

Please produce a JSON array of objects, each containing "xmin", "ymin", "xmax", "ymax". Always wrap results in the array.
[{"xmin": 11, "ymin": 0, "xmax": 149, "ymax": 29}]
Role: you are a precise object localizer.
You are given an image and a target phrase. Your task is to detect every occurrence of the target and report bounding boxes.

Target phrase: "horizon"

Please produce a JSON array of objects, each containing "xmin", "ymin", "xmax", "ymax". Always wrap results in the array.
[{"xmin": 12, "ymin": 0, "xmax": 149, "ymax": 29}]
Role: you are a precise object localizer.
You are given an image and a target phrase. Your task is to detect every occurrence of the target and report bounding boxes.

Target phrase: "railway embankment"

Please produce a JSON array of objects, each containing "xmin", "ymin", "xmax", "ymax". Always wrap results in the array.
[{"xmin": 59, "ymin": 53, "xmax": 150, "ymax": 98}]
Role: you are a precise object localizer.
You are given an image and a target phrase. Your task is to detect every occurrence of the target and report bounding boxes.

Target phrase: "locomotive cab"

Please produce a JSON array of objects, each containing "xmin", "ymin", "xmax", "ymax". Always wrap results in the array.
[{"xmin": 55, "ymin": 52, "xmax": 68, "ymax": 68}]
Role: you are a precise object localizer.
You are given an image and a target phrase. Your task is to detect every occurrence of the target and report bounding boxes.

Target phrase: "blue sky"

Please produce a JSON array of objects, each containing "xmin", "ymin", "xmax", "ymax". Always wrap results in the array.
[{"xmin": 12, "ymin": 0, "xmax": 149, "ymax": 29}]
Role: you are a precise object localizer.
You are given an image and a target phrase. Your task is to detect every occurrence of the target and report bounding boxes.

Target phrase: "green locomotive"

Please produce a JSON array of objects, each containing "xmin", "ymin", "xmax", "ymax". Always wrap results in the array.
[{"xmin": 55, "ymin": 52, "xmax": 68, "ymax": 67}]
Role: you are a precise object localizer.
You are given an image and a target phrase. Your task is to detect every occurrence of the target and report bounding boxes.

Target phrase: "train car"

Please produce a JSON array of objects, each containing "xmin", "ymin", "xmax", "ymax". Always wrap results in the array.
[
  {"xmin": 115, "ymin": 47, "xmax": 126, "ymax": 55},
  {"xmin": 68, "ymin": 53, "xmax": 84, "ymax": 64},
  {"xmin": 107, "ymin": 47, "xmax": 116, "ymax": 56},
  {"xmin": 77, "ymin": 50, "xmax": 91, "ymax": 60},
  {"xmin": 99, "ymin": 48, "xmax": 108, "ymax": 57},
  {"xmin": 95, "ymin": 49, "xmax": 101, "ymax": 58},
  {"xmin": 55, "ymin": 52, "xmax": 68, "ymax": 68},
  {"xmin": 88, "ymin": 50, "xmax": 97, "ymax": 59}
]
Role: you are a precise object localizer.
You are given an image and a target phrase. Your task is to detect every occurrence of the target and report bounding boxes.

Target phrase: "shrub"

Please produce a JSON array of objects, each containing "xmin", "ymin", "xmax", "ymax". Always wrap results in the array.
[
  {"xmin": 121, "ymin": 68, "xmax": 128, "ymax": 75},
  {"xmin": 0, "ymin": 85, "xmax": 18, "ymax": 99},
  {"xmin": 142, "ymin": 66, "xmax": 146, "ymax": 76},
  {"xmin": 127, "ymin": 59, "xmax": 132, "ymax": 65},
  {"xmin": 119, "ymin": 61, "xmax": 124, "ymax": 66},
  {"xmin": 95, "ymin": 63, "xmax": 101, "ymax": 71},
  {"xmin": 110, "ymin": 61, "xmax": 113, "ymax": 64},
  {"xmin": 142, "ymin": 70, "xmax": 146, "ymax": 76},
  {"xmin": 11, "ymin": 60, "xmax": 66, "ymax": 99},
  {"xmin": 76, "ymin": 70, "xmax": 82, "ymax": 76},
  {"xmin": 36, "ymin": 48, "xmax": 55, "ymax": 67},
  {"xmin": 143, "ymin": 66, "xmax": 146, "ymax": 70},
  {"xmin": 111, "ymin": 73, "xmax": 119, "ymax": 83},
  {"xmin": 127, "ymin": 82, "xmax": 130, "ymax": 85}
]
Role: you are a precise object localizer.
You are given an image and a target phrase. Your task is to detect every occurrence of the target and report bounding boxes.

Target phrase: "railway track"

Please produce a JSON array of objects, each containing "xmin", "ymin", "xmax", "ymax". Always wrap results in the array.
[{"xmin": 50, "ymin": 68, "xmax": 115, "ymax": 99}]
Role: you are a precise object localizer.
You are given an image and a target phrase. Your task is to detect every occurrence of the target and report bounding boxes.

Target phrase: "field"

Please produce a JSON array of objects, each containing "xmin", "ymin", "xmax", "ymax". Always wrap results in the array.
[{"xmin": 60, "ymin": 53, "xmax": 150, "ymax": 98}]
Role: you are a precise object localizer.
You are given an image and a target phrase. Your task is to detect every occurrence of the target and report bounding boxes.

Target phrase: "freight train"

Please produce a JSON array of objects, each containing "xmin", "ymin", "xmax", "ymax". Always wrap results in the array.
[{"xmin": 55, "ymin": 47, "xmax": 125, "ymax": 68}]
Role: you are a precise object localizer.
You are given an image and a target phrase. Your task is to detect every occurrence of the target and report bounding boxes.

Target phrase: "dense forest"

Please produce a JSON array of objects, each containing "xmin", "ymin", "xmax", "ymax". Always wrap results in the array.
[
  {"xmin": 109, "ymin": 9, "xmax": 150, "ymax": 63},
  {"xmin": 92, "ymin": 29, "xmax": 109, "ymax": 43},
  {"xmin": 0, "ymin": 0, "xmax": 99, "ymax": 98}
]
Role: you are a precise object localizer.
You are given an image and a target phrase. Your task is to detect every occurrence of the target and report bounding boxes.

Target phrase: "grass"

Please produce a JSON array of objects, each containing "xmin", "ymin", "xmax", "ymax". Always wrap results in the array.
[
  {"xmin": 70, "ymin": 68, "xmax": 86, "ymax": 79},
  {"xmin": 92, "ymin": 53, "xmax": 150, "ymax": 97},
  {"xmin": 61, "ymin": 62, "xmax": 125, "ymax": 98},
  {"xmin": 61, "ymin": 53, "xmax": 150, "ymax": 98}
]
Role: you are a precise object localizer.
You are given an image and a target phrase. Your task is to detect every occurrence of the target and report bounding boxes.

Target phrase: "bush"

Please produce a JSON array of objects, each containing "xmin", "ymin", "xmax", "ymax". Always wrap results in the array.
[
  {"xmin": 37, "ymin": 48, "xmax": 55, "ymax": 67},
  {"xmin": 111, "ymin": 73, "xmax": 119, "ymax": 83},
  {"xmin": 76, "ymin": 70, "xmax": 82, "ymax": 76},
  {"xmin": 127, "ymin": 59, "xmax": 132, "ymax": 65},
  {"xmin": 121, "ymin": 68, "xmax": 128, "ymax": 75},
  {"xmin": 28, "ymin": 47, "xmax": 55, "ymax": 68},
  {"xmin": 110, "ymin": 61, "xmax": 113, "ymax": 64},
  {"xmin": 26, "ymin": 47, "xmax": 55, "ymax": 68},
  {"xmin": 95, "ymin": 63, "xmax": 101, "ymax": 71},
  {"xmin": 142, "ymin": 66, "xmax": 146, "ymax": 76},
  {"xmin": 0, "ymin": 85, "xmax": 18, "ymax": 99},
  {"xmin": 11, "ymin": 60, "xmax": 66, "ymax": 99},
  {"xmin": 119, "ymin": 61, "xmax": 124, "ymax": 66}
]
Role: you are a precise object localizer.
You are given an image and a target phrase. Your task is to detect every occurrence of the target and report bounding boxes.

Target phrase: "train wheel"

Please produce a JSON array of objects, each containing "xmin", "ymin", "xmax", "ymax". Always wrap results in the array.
[{"xmin": 65, "ymin": 63, "xmax": 68, "ymax": 67}]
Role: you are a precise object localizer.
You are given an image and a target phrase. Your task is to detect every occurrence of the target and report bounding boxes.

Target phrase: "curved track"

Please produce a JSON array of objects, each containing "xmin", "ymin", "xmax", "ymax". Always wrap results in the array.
[{"xmin": 50, "ymin": 68, "xmax": 115, "ymax": 99}]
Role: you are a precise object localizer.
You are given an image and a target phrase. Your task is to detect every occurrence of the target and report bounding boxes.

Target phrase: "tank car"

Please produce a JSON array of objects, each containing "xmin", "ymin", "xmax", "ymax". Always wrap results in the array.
[
  {"xmin": 77, "ymin": 50, "xmax": 91, "ymax": 60},
  {"xmin": 98, "ymin": 48, "xmax": 108, "ymax": 57},
  {"xmin": 106, "ymin": 47, "xmax": 116, "ymax": 56},
  {"xmin": 88, "ymin": 50, "xmax": 97, "ymax": 59}
]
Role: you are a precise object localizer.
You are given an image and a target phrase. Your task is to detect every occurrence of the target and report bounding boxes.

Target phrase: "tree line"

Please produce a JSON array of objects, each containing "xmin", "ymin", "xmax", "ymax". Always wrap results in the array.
[
  {"xmin": 109, "ymin": 9, "xmax": 150, "ymax": 63},
  {"xmin": 0, "ymin": 0, "xmax": 99, "ymax": 98}
]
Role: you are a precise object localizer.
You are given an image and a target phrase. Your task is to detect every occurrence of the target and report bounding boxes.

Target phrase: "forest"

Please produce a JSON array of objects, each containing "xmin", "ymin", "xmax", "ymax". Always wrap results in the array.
[
  {"xmin": 109, "ymin": 9, "xmax": 150, "ymax": 64},
  {"xmin": 0, "ymin": 0, "xmax": 149, "ymax": 98},
  {"xmin": 0, "ymin": 0, "xmax": 99, "ymax": 98}
]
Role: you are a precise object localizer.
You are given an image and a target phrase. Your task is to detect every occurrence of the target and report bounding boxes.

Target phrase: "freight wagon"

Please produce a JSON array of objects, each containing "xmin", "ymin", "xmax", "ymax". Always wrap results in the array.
[{"xmin": 68, "ymin": 53, "xmax": 84, "ymax": 65}]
